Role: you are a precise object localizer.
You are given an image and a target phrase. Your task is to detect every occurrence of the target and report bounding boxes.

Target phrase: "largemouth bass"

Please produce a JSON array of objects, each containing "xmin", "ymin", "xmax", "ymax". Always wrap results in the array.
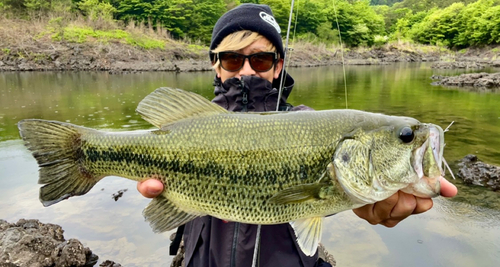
[{"xmin": 18, "ymin": 87, "xmax": 446, "ymax": 256}]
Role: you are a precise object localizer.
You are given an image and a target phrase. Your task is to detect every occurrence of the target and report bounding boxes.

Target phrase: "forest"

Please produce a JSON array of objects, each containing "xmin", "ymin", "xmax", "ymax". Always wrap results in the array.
[{"xmin": 1, "ymin": 0, "xmax": 499, "ymax": 49}]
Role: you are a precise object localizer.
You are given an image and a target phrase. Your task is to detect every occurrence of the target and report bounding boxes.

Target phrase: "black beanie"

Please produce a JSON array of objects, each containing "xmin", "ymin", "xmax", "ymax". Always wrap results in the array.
[{"xmin": 209, "ymin": 3, "xmax": 284, "ymax": 62}]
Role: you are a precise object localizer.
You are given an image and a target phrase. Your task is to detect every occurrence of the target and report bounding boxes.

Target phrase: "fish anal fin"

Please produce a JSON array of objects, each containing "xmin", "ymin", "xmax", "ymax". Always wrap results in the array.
[
  {"xmin": 143, "ymin": 195, "xmax": 200, "ymax": 232},
  {"xmin": 136, "ymin": 87, "xmax": 229, "ymax": 129},
  {"xmin": 290, "ymin": 217, "xmax": 323, "ymax": 257}
]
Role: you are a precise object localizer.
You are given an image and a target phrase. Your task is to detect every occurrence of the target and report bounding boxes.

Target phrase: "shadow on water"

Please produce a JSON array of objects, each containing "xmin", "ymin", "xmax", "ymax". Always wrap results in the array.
[{"xmin": 1, "ymin": 63, "xmax": 499, "ymax": 266}]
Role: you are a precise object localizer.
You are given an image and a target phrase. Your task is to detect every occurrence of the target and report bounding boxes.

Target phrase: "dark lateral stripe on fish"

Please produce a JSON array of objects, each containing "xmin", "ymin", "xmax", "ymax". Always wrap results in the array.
[{"xmin": 82, "ymin": 145, "xmax": 327, "ymax": 185}]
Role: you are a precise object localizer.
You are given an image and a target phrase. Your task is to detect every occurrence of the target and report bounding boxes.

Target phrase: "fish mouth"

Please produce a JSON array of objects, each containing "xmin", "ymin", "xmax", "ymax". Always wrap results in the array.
[{"xmin": 403, "ymin": 124, "xmax": 444, "ymax": 198}]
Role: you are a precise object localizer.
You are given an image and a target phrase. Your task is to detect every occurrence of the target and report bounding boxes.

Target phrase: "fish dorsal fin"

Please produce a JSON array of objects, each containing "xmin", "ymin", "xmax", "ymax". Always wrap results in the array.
[
  {"xmin": 290, "ymin": 217, "xmax": 323, "ymax": 256},
  {"xmin": 136, "ymin": 87, "xmax": 229, "ymax": 128},
  {"xmin": 143, "ymin": 195, "xmax": 201, "ymax": 232}
]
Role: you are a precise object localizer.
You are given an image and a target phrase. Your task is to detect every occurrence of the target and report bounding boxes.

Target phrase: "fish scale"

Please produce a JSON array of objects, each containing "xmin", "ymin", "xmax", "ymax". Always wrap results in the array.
[
  {"xmin": 18, "ymin": 87, "xmax": 445, "ymax": 256},
  {"xmin": 78, "ymin": 112, "xmax": 342, "ymax": 224}
]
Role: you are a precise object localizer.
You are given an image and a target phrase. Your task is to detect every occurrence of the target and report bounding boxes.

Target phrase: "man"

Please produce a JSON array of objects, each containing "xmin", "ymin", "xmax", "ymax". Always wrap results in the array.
[{"xmin": 138, "ymin": 3, "xmax": 458, "ymax": 266}]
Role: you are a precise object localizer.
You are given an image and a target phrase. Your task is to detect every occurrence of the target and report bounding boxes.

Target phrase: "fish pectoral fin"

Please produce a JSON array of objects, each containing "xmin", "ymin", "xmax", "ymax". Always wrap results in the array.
[
  {"xmin": 136, "ymin": 87, "xmax": 229, "ymax": 129},
  {"xmin": 143, "ymin": 195, "xmax": 199, "ymax": 233},
  {"xmin": 290, "ymin": 217, "xmax": 323, "ymax": 257},
  {"xmin": 267, "ymin": 184, "xmax": 325, "ymax": 204}
]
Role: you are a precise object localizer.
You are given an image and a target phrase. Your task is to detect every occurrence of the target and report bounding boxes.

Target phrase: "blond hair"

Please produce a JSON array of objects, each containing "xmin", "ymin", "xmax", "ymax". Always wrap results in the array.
[{"xmin": 212, "ymin": 30, "xmax": 277, "ymax": 70}]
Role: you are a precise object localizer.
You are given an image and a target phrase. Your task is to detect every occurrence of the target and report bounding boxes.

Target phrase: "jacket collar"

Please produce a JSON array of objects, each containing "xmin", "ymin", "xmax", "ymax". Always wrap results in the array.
[{"xmin": 212, "ymin": 73, "xmax": 295, "ymax": 112}]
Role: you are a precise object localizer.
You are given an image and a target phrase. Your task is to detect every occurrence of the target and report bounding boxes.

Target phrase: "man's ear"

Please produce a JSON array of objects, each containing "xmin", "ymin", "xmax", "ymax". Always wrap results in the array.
[{"xmin": 274, "ymin": 59, "xmax": 284, "ymax": 79}]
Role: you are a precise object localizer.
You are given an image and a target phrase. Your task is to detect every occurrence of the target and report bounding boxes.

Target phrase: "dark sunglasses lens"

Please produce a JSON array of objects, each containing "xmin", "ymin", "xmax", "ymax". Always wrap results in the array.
[
  {"xmin": 249, "ymin": 53, "xmax": 275, "ymax": 72},
  {"xmin": 219, "ymin": 53, "xmax": 244, "ymax": 71}
]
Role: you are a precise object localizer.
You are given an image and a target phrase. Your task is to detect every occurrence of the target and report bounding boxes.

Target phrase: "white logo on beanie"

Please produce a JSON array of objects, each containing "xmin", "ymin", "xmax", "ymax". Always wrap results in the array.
[{"xmin": 259, "ymin": 12, "xmax": 281, "ymax": 33}]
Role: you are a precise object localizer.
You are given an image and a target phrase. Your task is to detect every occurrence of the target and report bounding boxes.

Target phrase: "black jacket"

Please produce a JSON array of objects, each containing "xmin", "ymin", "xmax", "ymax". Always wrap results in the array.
[{"xmin": 182, "ymin": 74, "xmax": 329, "ymax": 267}]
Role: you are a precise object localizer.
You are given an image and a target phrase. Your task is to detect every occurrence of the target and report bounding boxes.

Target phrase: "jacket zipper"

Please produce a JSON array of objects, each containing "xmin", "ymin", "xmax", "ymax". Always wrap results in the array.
[{"xmin": 239, "ymin": 79, "xmax": 248, "ymax": 112}]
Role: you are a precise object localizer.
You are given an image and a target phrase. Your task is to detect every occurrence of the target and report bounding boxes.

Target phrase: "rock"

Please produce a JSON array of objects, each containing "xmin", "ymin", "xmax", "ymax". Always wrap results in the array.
[
  {"xmin": 111, "ymin": 189, "xmax": 128, "ymax": 201},
  {"xmin": 457, "ymin": 154, "xmax": 500, "ymax": 191},
  {"xmin": 318, "ymin": 243, "xmax": 336, "ymax": 266},
  {"xmin": 431, "ymin": 72, "xmax": 500, "ymax": 89},
  {"xmin": 0, "ymin": 219, "xmax": 99, "ymax": 267},
  {"xmin": 49, "ymin": 53, "xmax": 59, "ymax": 61},
  {"xmin": 431, "ymin": 61, "xmax": 486, "ymax": 69},
  {"xmin": 169, "ymin": 232, "xmax": 184, "ymax": 267},
  {"xmin": 491, "ymin": 60, "xmax": 500, "ymax": 67},
  {"xmin": 99, "ymin": 260, "xmax": 122, "ymax": 267}
]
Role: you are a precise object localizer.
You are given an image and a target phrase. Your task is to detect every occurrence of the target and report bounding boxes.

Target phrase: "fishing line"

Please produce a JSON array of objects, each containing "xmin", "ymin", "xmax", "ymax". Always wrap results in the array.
[
  {"xmin": 331, "ymin": 0, "xmax": 349, "ymax": 109},
  {"xmin": 285, "ymin": 0, "xmax": 300, "ymax": 70},
  {"xmin": 275, "ymin": 0, "xmax": 296, "ymax": 112}
]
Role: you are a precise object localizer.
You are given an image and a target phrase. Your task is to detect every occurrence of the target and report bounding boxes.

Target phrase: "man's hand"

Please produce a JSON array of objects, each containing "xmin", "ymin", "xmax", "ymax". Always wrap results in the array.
[
  {"xmin": 137, "ymin": 179, "xmax": 164, "ymax": 198},
  {"xmin": 352, "ymin": 177, "xmax": 458, "ymax": 227}
]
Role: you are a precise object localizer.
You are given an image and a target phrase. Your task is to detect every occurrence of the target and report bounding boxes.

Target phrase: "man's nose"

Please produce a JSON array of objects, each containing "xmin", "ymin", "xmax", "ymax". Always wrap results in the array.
[{"xmin": 238, "ymin": 58, "xmax": 256, "ymax": 75}]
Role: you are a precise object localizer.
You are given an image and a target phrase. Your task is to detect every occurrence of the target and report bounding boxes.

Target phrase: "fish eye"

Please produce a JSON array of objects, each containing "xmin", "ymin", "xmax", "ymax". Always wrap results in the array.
[{"xmin": 399, "ymin": 126, "xmax": 415, "ymax": 143}]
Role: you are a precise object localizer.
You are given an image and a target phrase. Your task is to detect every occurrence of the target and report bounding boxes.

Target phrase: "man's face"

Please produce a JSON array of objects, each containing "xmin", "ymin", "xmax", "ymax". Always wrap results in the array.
[{"xmin": 215, "ymin": 38, "xmax": 283, "ymax": 83}]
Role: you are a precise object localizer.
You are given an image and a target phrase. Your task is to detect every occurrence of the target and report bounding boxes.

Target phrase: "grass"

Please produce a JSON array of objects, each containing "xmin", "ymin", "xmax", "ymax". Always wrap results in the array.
[
  {"xmin": 0, "ymin": 13, "xmax": 188, "ymax": 51},
  {"xmin": 36, "ymin": 21, "xmax": 168, "ymax": 50}
]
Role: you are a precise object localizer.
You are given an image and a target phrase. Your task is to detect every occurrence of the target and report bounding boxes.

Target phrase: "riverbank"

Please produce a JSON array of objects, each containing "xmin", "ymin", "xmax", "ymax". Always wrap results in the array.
[
  {"xmin": 2, "ymin": 16, "xmax": 500, "ymax": 72},
  {"xmin": 2, "ymin": 38, "xmax": 500, "ymax": 73}
]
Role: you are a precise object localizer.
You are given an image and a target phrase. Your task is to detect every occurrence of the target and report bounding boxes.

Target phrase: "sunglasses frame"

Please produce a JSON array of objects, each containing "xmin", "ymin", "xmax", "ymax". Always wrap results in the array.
[{"xmin": 217, "ymin": 51, "xmax": 278, "ymax": 73}]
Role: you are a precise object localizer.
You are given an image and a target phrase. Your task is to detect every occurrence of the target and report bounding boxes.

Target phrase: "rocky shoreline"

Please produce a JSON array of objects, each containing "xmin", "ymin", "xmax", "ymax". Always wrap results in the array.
[
  {"xmin": 0, "ymin": 219, "xmax": 126, "ymax": 267},
  {"xmin": 0, "ymin": 219, "xmax": 100, "ymax": 267},
  {"xmin": 0, "ymin": 218, "xmax": 336, "ymax": 267},
  {"xmin": 431, "ymin": 72, "xmax": 500, "ymax": 90},
  {"xmin": 1, "ymin": 39, "xmax": 499, "ymax": 73}
]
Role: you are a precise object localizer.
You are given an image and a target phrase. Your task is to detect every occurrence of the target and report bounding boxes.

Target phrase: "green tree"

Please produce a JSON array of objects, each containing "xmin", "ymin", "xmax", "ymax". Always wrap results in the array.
[
  {"xmin": 407, "ymin": 3, "xmax": 464, "ymax": 47},
  {"xmin": 77, "ymin": 0, "xmax": 116, "ymax": 21},
  {"xmin": 325, "ymin": 0, "xmax": 385, "ymax": 46},
  {"xmin": 294, "ymin": 0, "xmax": 327, "ymax": 37},
  {"xmin": 370, "ymin": 0, "xmax": 403, "ymax": 6},
  {"xmin": 391, "ymin": 8, "xmax": 428, "ymax": 40},
  {"xmin": 455, "ymin": 0, "xmax": 497, "ymax": 46},
  {"xmin": 184, "ymin": 0, "xmax": 226, "ymax": 43}
]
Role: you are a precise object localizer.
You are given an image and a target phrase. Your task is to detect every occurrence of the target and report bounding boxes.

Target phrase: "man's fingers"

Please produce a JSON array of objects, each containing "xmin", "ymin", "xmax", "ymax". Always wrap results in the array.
[
  {"xmin": 389, "ymin": 191, "xmax": 417, "ymax": 219},
  {"xmin": 413, "ymin": 197, "xmax": 433, "ymax": 214},
  {"xmin": 372, "ymin": 192, "xmax": 399, "ymax": 223},
  {"xmin": 137, "ymin": 179, "xmax": 164, "ymax": 198},
  {"xmin": 439, "ymin": 177, "xmax": 458, "ymax": 197},
  {"xmin": 353, "ymin": 191, "xmax": 435, "ymax": 227},
  {"xmin": 352, "ymin": 192, "xmax": 399, "ymax": 225}
]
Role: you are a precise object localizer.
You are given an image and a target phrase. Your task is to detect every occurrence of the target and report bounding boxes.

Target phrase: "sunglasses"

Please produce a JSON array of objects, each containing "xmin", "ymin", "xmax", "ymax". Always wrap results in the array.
[{"xmin": 217, "ymin": 52, "xmax": 277, "ymax": 72}]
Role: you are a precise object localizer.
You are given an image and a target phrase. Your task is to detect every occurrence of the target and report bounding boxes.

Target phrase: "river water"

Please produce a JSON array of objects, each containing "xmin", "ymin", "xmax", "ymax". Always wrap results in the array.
[{"xmin": 1, "ymin": 63, "xmax": 499, "ymax": 266}]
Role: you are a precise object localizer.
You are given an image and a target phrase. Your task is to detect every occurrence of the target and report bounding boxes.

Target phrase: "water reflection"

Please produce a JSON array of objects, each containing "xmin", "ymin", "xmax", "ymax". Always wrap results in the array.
[
  {"xmin": 0, "ymin": 140, "xmax": 174, "ymax": 266},
  {"xmin": 1, "ymin": 64, "xmax": 499, "ymax": 266}
]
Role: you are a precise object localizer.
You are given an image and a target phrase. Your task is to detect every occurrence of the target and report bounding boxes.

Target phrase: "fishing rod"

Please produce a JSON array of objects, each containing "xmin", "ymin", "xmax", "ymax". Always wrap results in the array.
[
  {"xmin": 253, "ymin": 3, "xmax": 298, "ymax": 267},
  {"xmin": 275, "ymin": 0, "xmax": 297, "ymax": 112},
  {"xmin": 257, "ymin": 2, "xmax": 297, "ymax": 264}
]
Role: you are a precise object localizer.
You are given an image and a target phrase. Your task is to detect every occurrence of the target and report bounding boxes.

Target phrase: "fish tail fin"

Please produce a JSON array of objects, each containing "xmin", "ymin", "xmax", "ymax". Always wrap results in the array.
[{"xmin": 18, "ymin": 119, "xmax": 101, "ymax": 207}]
